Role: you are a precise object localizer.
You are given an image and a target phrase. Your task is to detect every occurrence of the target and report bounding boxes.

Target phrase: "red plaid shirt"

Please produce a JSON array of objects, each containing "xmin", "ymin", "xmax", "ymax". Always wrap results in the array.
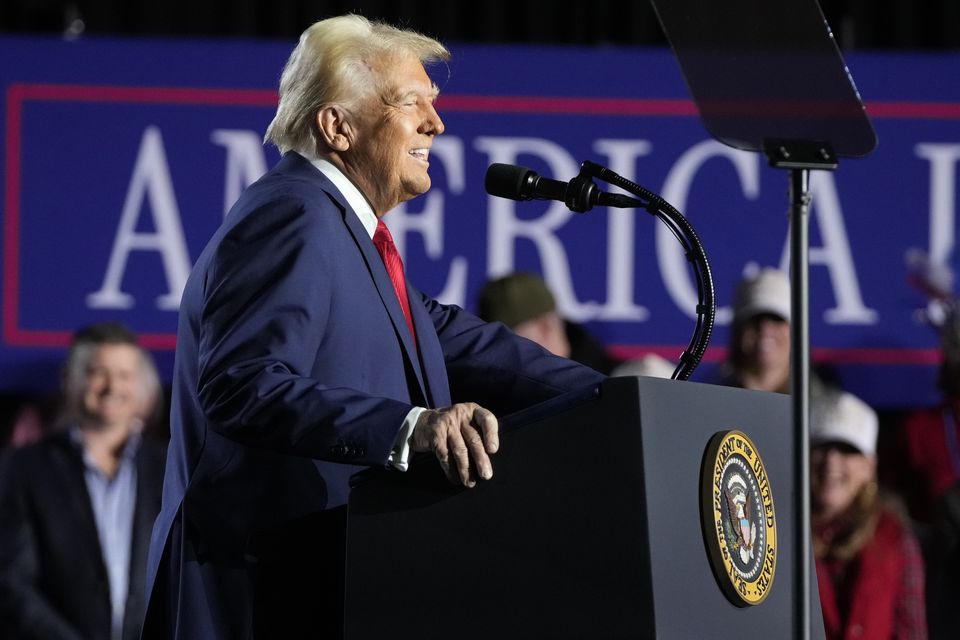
[{"xmin": 816, "ymin": 508, "xmax": 927, "ymax": 640}]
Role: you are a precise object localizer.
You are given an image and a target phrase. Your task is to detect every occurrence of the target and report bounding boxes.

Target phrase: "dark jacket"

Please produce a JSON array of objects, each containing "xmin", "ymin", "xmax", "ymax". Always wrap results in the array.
[{"xmin": 0, "ymin": 431, "xmax": 166, "ymax": 640}]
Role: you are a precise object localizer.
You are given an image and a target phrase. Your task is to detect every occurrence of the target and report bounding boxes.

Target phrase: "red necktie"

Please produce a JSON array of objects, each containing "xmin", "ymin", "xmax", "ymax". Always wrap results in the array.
[{"xmin": 373, "ymin": 220, "xmax": 417, "ymax": 347}]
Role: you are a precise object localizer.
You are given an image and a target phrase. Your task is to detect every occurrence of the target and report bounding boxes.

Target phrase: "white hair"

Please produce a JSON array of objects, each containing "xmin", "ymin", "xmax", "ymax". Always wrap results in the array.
[{"xmin": 264, "ymin": 14, "xmax": 450, "ymax": 158}]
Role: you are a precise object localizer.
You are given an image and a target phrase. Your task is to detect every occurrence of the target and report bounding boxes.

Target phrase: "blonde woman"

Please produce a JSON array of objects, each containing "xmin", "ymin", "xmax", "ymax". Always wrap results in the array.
[{"xmin": 811, "ymin": 391, "xmax": 927, "ymax": 640}]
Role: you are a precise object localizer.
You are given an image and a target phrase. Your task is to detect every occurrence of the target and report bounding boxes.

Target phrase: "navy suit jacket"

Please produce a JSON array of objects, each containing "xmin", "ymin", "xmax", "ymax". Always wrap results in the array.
[
  {"xmin": 0, "ymin": 431, "xmax": 166, "ymax": 640},
  {"xmin": 142, "ymin": 153, "xmax": 604, "ymax": 638}
]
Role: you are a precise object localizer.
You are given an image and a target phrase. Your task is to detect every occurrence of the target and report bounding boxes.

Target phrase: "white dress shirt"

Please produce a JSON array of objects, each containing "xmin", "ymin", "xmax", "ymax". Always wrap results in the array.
[{"xmin": 71, "ymin": 427, "xmax": 140, "ymax": 640}]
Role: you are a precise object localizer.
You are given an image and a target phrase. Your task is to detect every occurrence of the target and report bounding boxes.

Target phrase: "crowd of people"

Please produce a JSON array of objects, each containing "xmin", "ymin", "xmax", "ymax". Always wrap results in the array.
[
  {"xmin": 720, "ymin": 267, "xmax": 958, "ymax": 639},
  {"xmin": 0, "ymin": 13, "xmax": 957, "ymax": 640}
]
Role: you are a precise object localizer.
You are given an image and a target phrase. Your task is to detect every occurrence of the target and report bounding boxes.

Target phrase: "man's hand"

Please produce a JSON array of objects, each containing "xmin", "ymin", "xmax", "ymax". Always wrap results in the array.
[{"xmin": 411, "ymin": 403, "xmax": 499, "ymax": 488}]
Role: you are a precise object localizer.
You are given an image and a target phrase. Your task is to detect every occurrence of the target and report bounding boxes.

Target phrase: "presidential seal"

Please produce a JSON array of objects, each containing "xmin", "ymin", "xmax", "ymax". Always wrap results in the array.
[{"xmin": 700, "ymin": 430, "xmax": 777, "ymax": 606}]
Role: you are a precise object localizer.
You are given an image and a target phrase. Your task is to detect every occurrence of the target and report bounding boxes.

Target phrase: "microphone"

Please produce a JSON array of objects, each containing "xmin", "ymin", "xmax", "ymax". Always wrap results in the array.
[
  {"xmin": 485, "ymin": 163, "xmax": 568, "ymax": 202},
  {"xmin": 484, "ymin": 163, "xmax": 642, "ymax": 213}
]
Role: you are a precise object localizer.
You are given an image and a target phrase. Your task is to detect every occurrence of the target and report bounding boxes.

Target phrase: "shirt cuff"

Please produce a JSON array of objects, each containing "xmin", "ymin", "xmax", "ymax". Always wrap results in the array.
[{"xmin": 388, "ymin": 407, "xmax": 427, "ymax": 472}]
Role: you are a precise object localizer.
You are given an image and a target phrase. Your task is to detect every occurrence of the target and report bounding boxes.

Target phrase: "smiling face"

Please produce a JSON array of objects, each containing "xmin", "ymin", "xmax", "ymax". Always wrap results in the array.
[
  {"xmin": 330, "ymin": 53, "xmax": 444, "ymax": 215},
  {"xmin": 80, "ymin": 343, "xmax": 144, "ymax": 431},
  {"xmin": 738, "ymin": 313, "xmax": 791, "ymax": 374},
  {"xmin": 810, "ymin": 443, "xmax": 876, "ymax": 522}
]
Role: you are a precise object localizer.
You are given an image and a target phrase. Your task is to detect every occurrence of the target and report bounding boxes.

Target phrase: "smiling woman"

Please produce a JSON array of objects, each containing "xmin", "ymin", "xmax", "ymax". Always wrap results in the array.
[
  {"xmin": 717, "ymin": 268, "xmax": 793, "ymax": 393},
  {"xmin": 809, "ymin": 390, "xmax": 928, "ymax": 640}
]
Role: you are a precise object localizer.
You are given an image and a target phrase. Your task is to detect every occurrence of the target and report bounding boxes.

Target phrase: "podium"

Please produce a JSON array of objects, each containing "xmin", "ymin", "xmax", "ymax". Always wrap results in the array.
[{"xmin": 345, "ymin": 377, "xmax": 824, "ymax": 638}]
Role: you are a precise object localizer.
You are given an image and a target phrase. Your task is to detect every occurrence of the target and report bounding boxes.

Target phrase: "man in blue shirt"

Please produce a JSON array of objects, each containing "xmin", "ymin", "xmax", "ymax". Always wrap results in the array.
[{"xmin": 0, "ymin": 323, "xmax": 166, "ymax": 640}]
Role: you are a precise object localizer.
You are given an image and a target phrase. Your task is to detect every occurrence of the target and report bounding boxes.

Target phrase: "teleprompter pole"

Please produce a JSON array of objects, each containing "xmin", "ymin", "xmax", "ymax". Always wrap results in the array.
[
  {"xmin": 789, "ymin": 166, "xmax": 812, "ymax": 640},
  {"xmin": 765, "ymin": 140, "xmax": 837, "ymax": 640}
]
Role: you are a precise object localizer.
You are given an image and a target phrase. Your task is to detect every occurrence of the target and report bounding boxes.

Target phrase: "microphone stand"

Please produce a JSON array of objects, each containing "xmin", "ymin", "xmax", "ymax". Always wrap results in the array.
[{"xmin": 566, "ymin": 160, "xmax": 716, "ymax": 381}]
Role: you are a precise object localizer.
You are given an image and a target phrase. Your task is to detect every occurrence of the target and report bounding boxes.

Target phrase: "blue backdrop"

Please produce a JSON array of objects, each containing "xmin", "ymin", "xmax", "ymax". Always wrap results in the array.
[{"xmin": 3, "ymin": 35, "xmax": 959, "ymax": 408}]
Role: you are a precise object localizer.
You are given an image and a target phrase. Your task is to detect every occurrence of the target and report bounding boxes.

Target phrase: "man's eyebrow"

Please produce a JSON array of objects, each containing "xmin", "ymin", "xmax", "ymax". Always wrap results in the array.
[{"xmin": 388, "ymin": 84, "xmax": 440, "ymax": 104}]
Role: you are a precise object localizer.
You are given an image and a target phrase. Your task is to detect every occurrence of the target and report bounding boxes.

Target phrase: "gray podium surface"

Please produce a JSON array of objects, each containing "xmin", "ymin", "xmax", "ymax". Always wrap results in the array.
[{"xmin": 345, "ymin": 377, "xmax": 825, "ymax": 638}]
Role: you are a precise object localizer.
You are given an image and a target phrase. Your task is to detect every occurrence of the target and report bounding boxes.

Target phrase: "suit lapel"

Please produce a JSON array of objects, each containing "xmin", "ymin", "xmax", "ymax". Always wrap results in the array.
[
  {"xmin": 48, "ymin": 433, "xmax": 104, "ymax": 560},
  {"xmin": 125, "ymin": 440, "xmax": 165, "ymax": 637},
  {"xmin": 407, "ymin": 285, "xmax": 451, "ymax": 408},
  {"xmin": 287, "ymin": 153, "xmax": 441, "ymax": 406},
  {"xmin": 302, "ymin": 168, "xmax": 427, "ymax": 402}
]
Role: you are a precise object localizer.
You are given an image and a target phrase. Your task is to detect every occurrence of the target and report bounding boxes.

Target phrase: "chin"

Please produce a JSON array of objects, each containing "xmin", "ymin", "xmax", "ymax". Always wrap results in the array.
[
  {"xmin": 89, "ymin": 408, "xmax": 132, "ymax": 426},
  {"xmin": 824, "ymin": 494, "xmax": 854, "ymax": 514},
  {"xmin": 403, "ymin": 174, "xmax": 431, "ymax": 196}
]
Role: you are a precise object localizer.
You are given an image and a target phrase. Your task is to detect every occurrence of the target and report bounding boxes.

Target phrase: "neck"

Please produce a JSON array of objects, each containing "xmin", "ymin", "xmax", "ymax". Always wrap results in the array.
[
  {"xmin": 79, "ymin": 421, "xmax": 134, "ymax": 477},
  {"xmin": 812, "ymin": 492, "xmax": 879, "ymax": 560},
  {"xmin": 323, "ymin": 153, "xmax": 387, "ymax": 216}
]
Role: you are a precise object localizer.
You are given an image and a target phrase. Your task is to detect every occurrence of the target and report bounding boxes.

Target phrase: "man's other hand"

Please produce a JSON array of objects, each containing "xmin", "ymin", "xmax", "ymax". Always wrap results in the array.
[{"xmin": 411, "ymin": 403, "xmax": 499, "ymax": 487}]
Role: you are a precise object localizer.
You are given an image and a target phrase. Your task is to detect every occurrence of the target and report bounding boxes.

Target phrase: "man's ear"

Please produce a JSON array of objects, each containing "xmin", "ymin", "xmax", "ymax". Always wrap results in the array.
[{"xmin": 316, "ymin": 105, "xmax": 351, "ymax": 152}]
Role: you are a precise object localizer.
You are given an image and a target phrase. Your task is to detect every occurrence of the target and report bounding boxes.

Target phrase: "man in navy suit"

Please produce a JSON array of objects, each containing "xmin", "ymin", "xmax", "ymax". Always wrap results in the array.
[{"xmin": 143, "ymin": 14, "xmax": 604, "ymax": 638}]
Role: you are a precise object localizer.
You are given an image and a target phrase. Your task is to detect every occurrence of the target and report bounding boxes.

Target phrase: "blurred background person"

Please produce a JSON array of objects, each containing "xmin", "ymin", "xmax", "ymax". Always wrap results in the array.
[
  {"xmin": 873, "ymin": 252, "xmax": 960, "ymax": 637},
  {"xmin": 477, "ymin": 272, "xmax": 623, "ymax": 374},
  {"xmin": 0, "ymin": 322, "xmax": 167, "ymax": 640},
  {"xmin": 811, "ymin": 389, "xmax": 927, "ymax": 640},
  {"xmin": 882, "ymin": 305, "xmax": 960, "ymax": 525},
  {"xmin": 718, "ymin": 267, "xmax": 792, "ymax": 393}
]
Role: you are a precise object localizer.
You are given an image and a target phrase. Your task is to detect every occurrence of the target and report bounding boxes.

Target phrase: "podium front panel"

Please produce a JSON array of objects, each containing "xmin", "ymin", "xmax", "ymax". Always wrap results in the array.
[{"xmin": 345, "ymin": 378, "xmax": 823, "ymax": 638}]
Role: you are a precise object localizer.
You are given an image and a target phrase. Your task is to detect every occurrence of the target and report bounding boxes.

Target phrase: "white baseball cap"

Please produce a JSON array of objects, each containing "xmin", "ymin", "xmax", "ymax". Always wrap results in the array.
[
  {"xmin": 733, "ymin": 268, "xmax": 791, "ymax": 324},
  {"xmin": 810, "ymin": 391, "xmax": 878, "ymax": 457}
]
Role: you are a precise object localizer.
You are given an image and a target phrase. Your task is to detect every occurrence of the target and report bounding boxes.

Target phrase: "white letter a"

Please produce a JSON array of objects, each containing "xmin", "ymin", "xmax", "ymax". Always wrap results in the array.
[{"xmin": 87, "ymin": 126, "xmax": 191, "ymax": 311}]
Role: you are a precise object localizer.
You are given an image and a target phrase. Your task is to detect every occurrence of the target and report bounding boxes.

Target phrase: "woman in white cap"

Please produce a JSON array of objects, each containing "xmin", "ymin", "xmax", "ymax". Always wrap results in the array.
[
  {"xmin": 719, "ymin": 268, "xmax": 793, "ymax": 393},
  {"xmin": 811, "ymin": 390, "xmax": 927, "ymax": 640}
]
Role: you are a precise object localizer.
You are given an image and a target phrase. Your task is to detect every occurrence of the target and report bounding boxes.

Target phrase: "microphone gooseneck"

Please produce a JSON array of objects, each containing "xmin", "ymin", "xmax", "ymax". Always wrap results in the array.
[{"xmin": 483, "ymin": 160, "xmax": 716, "ymax": 380}]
